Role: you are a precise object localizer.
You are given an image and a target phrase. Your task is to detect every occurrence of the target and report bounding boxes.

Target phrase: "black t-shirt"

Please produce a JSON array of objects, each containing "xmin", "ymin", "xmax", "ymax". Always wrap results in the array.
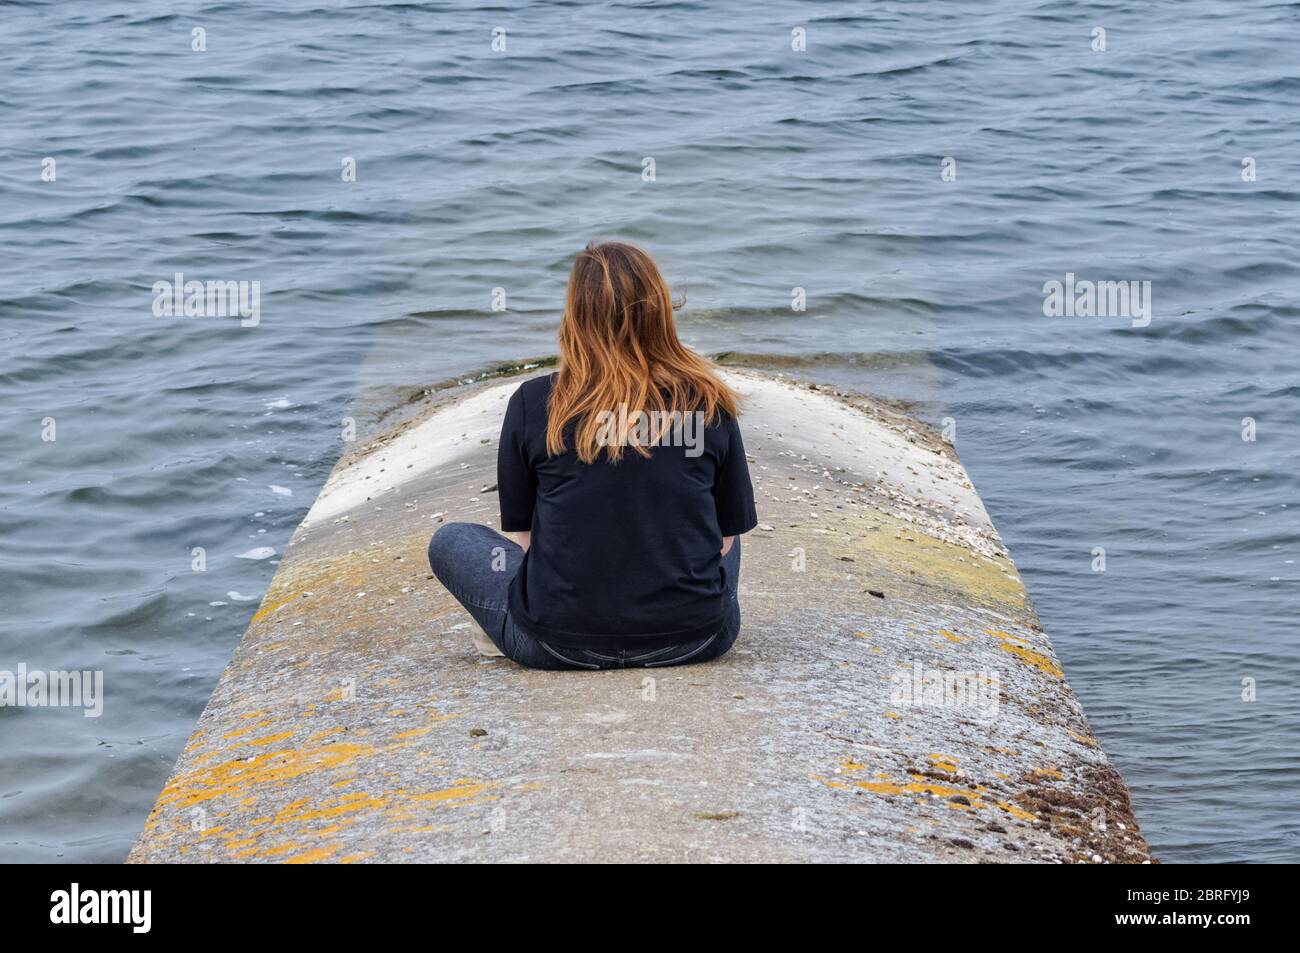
[{"xmin": 497, "ymin": 372, "xmax": 758, "ymax": 649}]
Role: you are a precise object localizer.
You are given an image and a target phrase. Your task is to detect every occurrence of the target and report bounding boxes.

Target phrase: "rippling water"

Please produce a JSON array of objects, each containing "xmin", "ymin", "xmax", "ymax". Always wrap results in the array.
[{"xmin": 1, "ymin": 0, "xmax": 1296, "ymax": 862}]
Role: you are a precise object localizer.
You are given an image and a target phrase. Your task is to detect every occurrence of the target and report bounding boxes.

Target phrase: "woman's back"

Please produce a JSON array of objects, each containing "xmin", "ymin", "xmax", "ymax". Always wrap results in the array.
[{"xmin": 499, "ymin": 371, "xmax": 756, "ymax": 649}]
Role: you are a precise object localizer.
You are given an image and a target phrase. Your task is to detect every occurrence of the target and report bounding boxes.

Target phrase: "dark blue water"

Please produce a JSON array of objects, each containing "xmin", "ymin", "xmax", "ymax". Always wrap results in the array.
[{"xmin": 1, "ymin": 0, "xmax": 1296, "ymax": 862}]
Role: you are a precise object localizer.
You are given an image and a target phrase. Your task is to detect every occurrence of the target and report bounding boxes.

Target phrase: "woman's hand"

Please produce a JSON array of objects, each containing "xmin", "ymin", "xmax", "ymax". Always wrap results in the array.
[
  {"xmin": 516, "ymin": 531, "xmax": 531, "ymax": 553},
  {"xmin": 721, "ymin": 535, "xmax": 734, "ymax": 556}
]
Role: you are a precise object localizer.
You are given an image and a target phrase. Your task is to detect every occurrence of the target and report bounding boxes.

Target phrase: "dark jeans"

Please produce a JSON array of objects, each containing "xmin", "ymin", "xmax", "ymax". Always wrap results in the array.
[{"xmin": 427, "ymin": 522, "xmax": 742, "ymax": 671}]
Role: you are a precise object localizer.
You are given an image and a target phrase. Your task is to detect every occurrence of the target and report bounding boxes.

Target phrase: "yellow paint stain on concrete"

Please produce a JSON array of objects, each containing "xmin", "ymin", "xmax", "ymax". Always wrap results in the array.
[
  {"xmin": 315, "ymin": 822, "xmax": 358, "ymax": 837},
  {"xmin": 904, "ymin": 776, "xmax": 981, "ymax": 804},
  {"xmin": 817, "ymin": 768, "xmax": 992, "ymax": 811},
  {"xmin": 884, "ymin": 711, "xmax": 902, "ymax": 719},
  {"xmin": 810, "ymin": 774, "xmax": 850, "ymax": 791},
  {"xmin": 339, "ymin": 852, "xmax": 376, "ymax": 864},
  {"xmin": 927, "ymin": 754, "xmax": 959, "ymax": 773},
  {"xmin": 222, "ymin": 720, "xmax": 272, "ymax": 740},
  {"xmin": 182, "ymin": 774, "xmax": 530, "ymax": 862},
  {"xmin": 406, "ymin": 782, "xmax": 492, "ymax": 804},
  {"xmin": 856, "ymin": 780, "xmax": 904, "ymax": 795},
  {"xmin": 273, "ymin": 793, "xmax": 388, "ymax": 825},
  {"xmin": 284, "ymin": 844, "xmax": 341, "ymax": 864},
  {"xmin": 861, "ymin": 513, "xmax": 1027, "ymax": 610},
  {"xmin": 308, "ymin": 727, "xmax": 347, "ymax": 744},
  {"xmin": 986, "ymin": 629, "xmax": 1064, "ymax": 679},
  {"xmin": 155, "ymin": 740, "xmax": 376, "ymax": 810},
  {"xmin": 250, "ymin": 594, "xmax": 299, "ymax": 624},
  {"xmin": 939, "ymin": 629, "xmax": 965, "ymax": 643},
  {"xmin": 838, "ymin": 758, "xmax": 868, "ymax": 774},
  {"xmin": 248, "ymin": 731, "xmax": 296, "ymax": 747},
  {"xmin": 998, "ymin": 800, "xmax": 1037, "ymax": 821},
  {"xmin": 392, "ymin": 727, "xmax": 431, "ymax": 740}
]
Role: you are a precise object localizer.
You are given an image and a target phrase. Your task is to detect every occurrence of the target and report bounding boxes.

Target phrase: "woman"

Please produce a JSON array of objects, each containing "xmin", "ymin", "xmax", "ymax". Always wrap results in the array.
[{"xmin": 428, "ymin": 241, "xmax": 758, "ymax": 670}]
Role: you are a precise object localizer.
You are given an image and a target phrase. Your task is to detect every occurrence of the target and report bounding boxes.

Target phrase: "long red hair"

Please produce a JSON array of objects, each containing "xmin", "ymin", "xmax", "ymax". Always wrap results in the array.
[{"xmin": 547, "ymin": 241, "xmax": 742, "ymax": 463}]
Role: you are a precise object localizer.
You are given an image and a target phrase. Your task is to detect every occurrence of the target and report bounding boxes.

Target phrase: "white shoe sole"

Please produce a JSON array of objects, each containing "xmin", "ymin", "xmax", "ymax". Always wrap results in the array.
[{"xmin": 471, "ymin": 627, "xmax": 505, "ymax": 657}]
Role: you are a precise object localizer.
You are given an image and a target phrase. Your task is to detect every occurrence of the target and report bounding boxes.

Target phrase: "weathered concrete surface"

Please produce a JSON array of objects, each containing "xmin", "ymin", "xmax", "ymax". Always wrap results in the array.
[{"xmin": 128, "ymin": 367, "xmax": 1151, "ymax": 863}]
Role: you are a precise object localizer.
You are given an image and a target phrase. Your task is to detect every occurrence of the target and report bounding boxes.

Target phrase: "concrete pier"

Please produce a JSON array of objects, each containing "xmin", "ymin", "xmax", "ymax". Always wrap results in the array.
[{"xmin": 128, "ymin": 367, "xmax": 1151, "ymax": 863}]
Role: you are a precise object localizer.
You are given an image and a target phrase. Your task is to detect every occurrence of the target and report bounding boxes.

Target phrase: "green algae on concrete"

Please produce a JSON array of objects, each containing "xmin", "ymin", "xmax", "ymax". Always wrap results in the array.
[{"xmin": 127, "ymin": 367, "xmax": 1151, "ymax": 864}]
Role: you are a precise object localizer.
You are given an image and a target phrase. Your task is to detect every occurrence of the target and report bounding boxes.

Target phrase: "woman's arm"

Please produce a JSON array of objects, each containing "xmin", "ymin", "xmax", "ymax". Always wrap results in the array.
[
  {"xmin": 516, "ymin": 531, "xmax": 531, "ymax": 553},
  {"xmin": 712, "ymin": 416, "xmax": 758, "ymax": 553},
  {"xmin": 498, "ymin": 385, "xmax": 537, "ymax": 542}
]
